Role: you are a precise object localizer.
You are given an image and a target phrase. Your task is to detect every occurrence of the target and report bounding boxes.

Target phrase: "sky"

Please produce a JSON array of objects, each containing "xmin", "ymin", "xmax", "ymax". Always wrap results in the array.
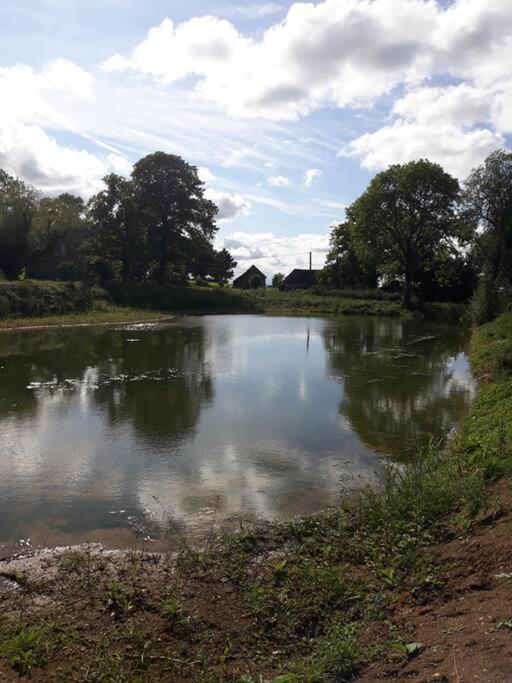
[{"xmin": 0, "ymin": 0, "xmax": 511, "ymax": 278}]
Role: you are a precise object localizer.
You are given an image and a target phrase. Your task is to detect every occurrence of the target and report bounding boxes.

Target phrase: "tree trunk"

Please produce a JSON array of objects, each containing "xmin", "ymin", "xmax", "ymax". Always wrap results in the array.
[
  {"xmin": 157, "ymin": 230, "xmax": 168, "ymax": 285},
  {"xmin": 403, "ymin": 271, "xmax": 413, "ymax": 309}
]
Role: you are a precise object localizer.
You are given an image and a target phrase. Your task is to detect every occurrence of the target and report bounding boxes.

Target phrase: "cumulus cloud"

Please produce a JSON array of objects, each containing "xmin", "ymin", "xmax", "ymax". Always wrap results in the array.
[
  {"xmin": 101, "ymin": 0, "xmax": 512, "ymax": 125},
  {"xmin": 218, "ymin": 231, "xmax": 329, "ymax": 278},
  {"xmin": 103, "ymin": 0, "xmax": 440, "ymax": 120},
  {"xmin": 304, "ymin": 168, "xmax": 321, "ymax": 187},
  {"xmin": 0, "ymin": 59, "xmax": 131, "ymax": 196},
  {"xmin": 344, "ymin": 121, "xmax": 504, "ymax": 179},
  {"xmin": 205, "ymin": 189, "xmax": 251, "ymax": 221},
  {"xmin": 0, "ymin": 118, "xmax": 119, "ymax": 197},
  {"xmin": 98, "ymin": 0, "xmax": 512, "ymax": 179},
  {"xmin": 198, "ymin": 166, "xmax": 215, "ymax": 183},
  {"xmin": 268, "ymin": 175, "xmax": 290, "ymax": 187}
]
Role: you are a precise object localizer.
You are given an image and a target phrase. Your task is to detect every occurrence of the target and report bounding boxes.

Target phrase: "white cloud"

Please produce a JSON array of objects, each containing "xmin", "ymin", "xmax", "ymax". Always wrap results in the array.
[
  {"xmin": 0, "ymin": 59, "xmax": 93, "ymax": 127},
  {"xmin": 0, "ymin": 59, "xmax": 126, "ymax": 196},
  {"xmin": 205, "ymin": 189, "xmax": 251, "ymax": 221},
  {"xmin": 103, "ymin": 1, "xmax": 440, "ymax": 120},
  {"xmin": 344, "ymin": 120, "xmax": 504, "ymax": 179},
  {"xmin": 219, "ymin": 4, "xmax": 283, "ymax": 20},
  {"xmin": 198, "ymin": 166, "xmax": 215, "ymax": 183},
  {"xmin": 0, "ymin": 118, "xmax": 115, "ymax": 196},
  {"xmin": 268, "ymin": 175, "xmax": 290, "ymax": 187},
  {"xmin": 304, "ymin": 168, "xmax": 321, "ymax": 187},
  {"xmin": 99, "ymin": 0, "xmax": 512, "ymax": 187},
  {"xmin": 218, "ymin": 231, "xmax": 329, "ymax": 278},
  {"xmin": 392, "ymin": 84, "xmax": 492, "ymax": 128}
]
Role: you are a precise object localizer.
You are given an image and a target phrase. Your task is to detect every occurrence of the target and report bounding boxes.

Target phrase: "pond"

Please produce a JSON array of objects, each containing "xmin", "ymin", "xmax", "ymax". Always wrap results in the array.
[{"xmin": 0, "ymin": 315, "xmax": 475, "ymax": 551}]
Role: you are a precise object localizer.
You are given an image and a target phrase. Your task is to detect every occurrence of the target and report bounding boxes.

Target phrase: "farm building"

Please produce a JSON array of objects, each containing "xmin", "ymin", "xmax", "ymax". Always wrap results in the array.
[
  {"xmin": 282, "ymin": 268, "xmax": 320, "ymax": 291},
  {"xmin": 232, "ymin": 265, "xmax": 267, "ymax": 289}
]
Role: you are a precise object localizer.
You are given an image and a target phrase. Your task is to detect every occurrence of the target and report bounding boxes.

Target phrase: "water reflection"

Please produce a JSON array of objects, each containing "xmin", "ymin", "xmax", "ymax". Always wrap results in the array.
[
  {"xmin": 322, "ymin": 318, "xmax": 475, "ymax": 456},
  {"xmin": 0, "ymin": 315, "xmax": 475, "ymax": 550}
]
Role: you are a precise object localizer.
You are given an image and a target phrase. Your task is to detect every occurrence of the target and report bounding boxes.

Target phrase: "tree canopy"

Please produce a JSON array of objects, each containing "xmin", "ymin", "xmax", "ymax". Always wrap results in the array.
[
  {"xmin": 319, "ymin": 222, "xmax": 377, "ymax": 290},
  {"xmin": 461, "ymin": 149, "xmax": 512, "ymax": 322},
  {"xmin": 346, "ymin": 160, "xmax": 470, "ymax": 307},
  {"xmin": 0, "ymin": 152, "xmax": 237, "ymax": 287}
]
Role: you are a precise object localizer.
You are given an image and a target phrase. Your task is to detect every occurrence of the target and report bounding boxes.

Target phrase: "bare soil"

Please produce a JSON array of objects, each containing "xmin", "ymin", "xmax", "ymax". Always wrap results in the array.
[{"xmin": 1, "ymin": 482, "xmax": 512, "ymax": 682}]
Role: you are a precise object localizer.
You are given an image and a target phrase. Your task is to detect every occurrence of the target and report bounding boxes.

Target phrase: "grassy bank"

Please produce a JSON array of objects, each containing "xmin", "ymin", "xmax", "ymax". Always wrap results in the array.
[
  {"xmin": 111, "ymin": 281, "xmax": 467, "ymax": 321},
  {"xmin": 0, "ymin": 280, "xmax": 468, "ymax": 324},
  {"xmin": 0, "ymin": 305, "xmax": 171, "ymax": 331},
  {"xmin": 0, "ymin": 316, "xmax": 510, "ymax": 680}
]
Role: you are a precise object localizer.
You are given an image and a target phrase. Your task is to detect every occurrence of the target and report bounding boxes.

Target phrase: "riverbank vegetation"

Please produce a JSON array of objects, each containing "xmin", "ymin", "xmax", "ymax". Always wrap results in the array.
[
  {"xmin": 0, "ymin": 278, "xmax": 468, "ymax": 325},
  {"xmin": 0, "ymin": 313, "xmax": 511, "ymax": 680}
]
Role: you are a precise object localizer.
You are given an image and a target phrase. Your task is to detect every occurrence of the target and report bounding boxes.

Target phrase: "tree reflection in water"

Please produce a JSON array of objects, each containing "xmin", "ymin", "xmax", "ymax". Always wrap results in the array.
[{"xmin": 322, "ymin": 317, "xmax": 475, "ymax": 458}]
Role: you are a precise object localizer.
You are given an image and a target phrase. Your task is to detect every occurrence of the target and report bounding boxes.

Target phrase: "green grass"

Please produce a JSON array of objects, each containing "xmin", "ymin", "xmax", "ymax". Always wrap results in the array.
[
  {"xmin": 0, "ymin": 304, "xmax": 171, "ymax": 330},
  {"xmin": 0, "ymin": 279, "xmax": 469, "ymax": 323},
  {"xmin": 109, "ymin": 282, "xmax": 468, "ymax": 321},
  {"xmin": 0, "ymin": 623, "xmax": 57, "ymax": 676}
]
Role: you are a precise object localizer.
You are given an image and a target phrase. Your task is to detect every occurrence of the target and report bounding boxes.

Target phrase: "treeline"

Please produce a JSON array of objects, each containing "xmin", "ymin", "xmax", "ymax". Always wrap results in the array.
[
  {"xmin": 320, "ymin": 150, "xmax": 512, "ymax": 322},
  {"xmin": 1, "ymin": 149, "xmax": 511, "ymax": 324},
  {"xmin": 0, "ymin": 152, "xmax": 236, "ymax": 288}
]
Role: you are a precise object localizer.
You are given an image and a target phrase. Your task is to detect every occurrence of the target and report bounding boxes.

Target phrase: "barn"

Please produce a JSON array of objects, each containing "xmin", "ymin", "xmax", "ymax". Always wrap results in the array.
[
  {"xmin": 232, "ymin": 265, "xmax": 267, "ymax": 289},
  {"xmin": 282, "ymin": 268, "xmax": 320, "ymax": 291}
]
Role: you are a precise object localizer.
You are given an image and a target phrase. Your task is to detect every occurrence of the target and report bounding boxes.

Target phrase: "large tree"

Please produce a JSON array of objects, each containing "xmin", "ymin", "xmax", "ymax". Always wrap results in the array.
[
  {"xmin": 87, "ymin": 174, "xmax": 143, "ymax": 283},
  {"xmin": 0, "ymin": 170, "xmax": 38, "ymax": 279},
  {"xmin": 29, "ymin": 193, "xmax": 85, "ymax": 275},
  {"xmin": 132, "ymin": 153, "xmax": 218, "ymax": 285},
  {"xmin": 319, "ymin": 221, "xmax": 378, "ymax": 290},
  {"xmin": 462, "ymin": 150, "xmax": 512, "ymax": 321},
  {"xmin": 347, "ymin": 160, "xmax": 467, "ymax": 307}
]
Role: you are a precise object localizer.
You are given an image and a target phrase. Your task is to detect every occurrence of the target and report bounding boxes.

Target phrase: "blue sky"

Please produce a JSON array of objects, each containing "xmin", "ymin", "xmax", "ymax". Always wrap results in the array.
[{"xmin": 0, "ymin": 0, "xmax": 511, "ymax": 276}]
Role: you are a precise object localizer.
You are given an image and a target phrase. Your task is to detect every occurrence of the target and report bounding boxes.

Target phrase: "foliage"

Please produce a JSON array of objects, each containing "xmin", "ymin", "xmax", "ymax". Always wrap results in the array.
[
  {"xmin": 319, "ymin": 221, "xmax": 377, "ymax": 290},
  {"xmin": 0, "ymin": 170, "xmax": 38, "ymax": 279},
  {"xmin": 209, "ymin": 248, "xmax": 237, "ymax": 284},
  {"xmin": 0, "ymin": 171, "xmax": 86, "ymax": 281},
  {"xmin": 0, "ymin": 623, "xmax": 55, "ymax": 676},
  {"xmin": 86, "ymin": 173, "xmax": 145, "ymax": 284},
  {"xmin": 347, "ymin": 159, "xmax": 472, "ymax": 308},
  {"xmin": 272, "ymin": 272, "xmax": 285, "ymax": 289},
  {"xmin": 131, "ymin": 152, "xmax": 218, "ymax": 284},
  {"xmin": 462, "ymin": 150, "xmax": 512, "ymax": 323},
  {"xmin": 0, "ymin": 280, "xmax": 105, "ymax": 320},
  {"xmin": 0, "ymin": 156, "xmax": 238, "ymax": 290}
]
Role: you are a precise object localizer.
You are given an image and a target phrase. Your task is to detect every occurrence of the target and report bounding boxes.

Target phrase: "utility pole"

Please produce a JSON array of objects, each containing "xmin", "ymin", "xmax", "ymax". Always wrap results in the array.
[{"xmin": 309, "ymin": 251, "xmax": 312, "ymax": 271}]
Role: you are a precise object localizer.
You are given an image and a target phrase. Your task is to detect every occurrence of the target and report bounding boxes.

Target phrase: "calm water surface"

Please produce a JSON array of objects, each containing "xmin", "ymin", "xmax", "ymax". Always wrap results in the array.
[{"xmin": 0, "ymin": 315, "xmax": 475, "ymax": 550}]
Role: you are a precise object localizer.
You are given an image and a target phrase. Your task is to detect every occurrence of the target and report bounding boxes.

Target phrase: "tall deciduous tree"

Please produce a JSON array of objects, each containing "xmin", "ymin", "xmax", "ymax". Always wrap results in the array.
[
  {"xmin": 29, "ymin": 193, "xmax": 85, "ymax": 272},
  {"xmin": 87, "ymin": 174, "xmax": 143, "ymax": 283},
  {"xmin": 132, "ymin": 153, "xmax": 218, "ymax": 285},
  {"xmin": 347, "ymin": 160, "xmax": 466, "ymax": 308},
  {"xmin": 0, "ymin": 170, "xmax": 38, "ymax": 279},
  {"xmin": 462, "ymin": 150, "xmax": 512, "ymax": 322}
]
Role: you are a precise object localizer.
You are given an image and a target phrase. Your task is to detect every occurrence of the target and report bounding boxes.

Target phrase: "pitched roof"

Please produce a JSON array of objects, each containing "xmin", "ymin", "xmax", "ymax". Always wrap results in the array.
[
  {"xmin": 282, "ymin": 269, "xmax": 319, "ymax": 287},
  {"xmin": 232, "ymin": 264, "xmax": 267, "ymax": 284}
]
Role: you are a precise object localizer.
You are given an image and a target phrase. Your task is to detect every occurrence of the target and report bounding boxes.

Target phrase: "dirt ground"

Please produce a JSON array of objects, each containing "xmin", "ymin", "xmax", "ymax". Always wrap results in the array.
[
  {"xmin": 1, "ymin": 482, "xmax": 512, "ymax": 681},
  {"xmin": 359, "ymin": 479, "xmax": 512, "ymax": 682}
]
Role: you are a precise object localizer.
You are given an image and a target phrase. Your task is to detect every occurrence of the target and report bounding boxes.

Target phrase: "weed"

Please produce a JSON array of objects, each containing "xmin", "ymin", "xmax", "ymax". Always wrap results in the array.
[
  {"xmin": 104, "ymin": 580, "xmax": 135, "ymax": 619},
  {"xmin": 161, "ymin": 596, "xmax": 188, "ymax": 630},
  {"xmin": 58, "ymin": 549, "xmax": 86, "ymax": 574},
  {"xmin": 0, "ymin": 623, "xmax": 55, "ymax": 676}
]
